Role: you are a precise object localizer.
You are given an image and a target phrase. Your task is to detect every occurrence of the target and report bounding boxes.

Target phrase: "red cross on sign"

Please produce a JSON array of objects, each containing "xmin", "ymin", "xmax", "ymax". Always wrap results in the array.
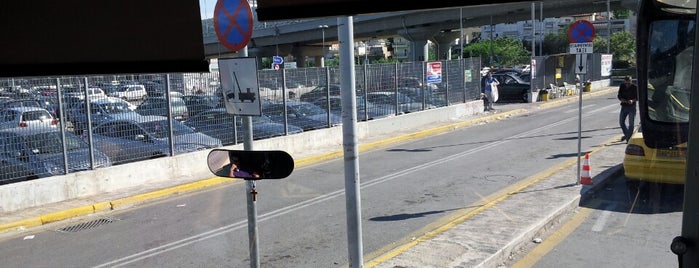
[
  {"xmin": 568, "ymin": 20, "xmax": 596, "ymax": 43},
  {"xmin": 214, "ymin": 0, "xmax": 254, "ymax": 52}
]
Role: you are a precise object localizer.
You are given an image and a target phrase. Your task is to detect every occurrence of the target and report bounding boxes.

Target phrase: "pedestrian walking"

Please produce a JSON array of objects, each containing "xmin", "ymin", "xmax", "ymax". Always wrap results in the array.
[
  {"xmin": 483, "ymin": 71, "xmax": 499, "ymax": 111},
  {"xmin": 618, "ymin": 75, "xmax": 638, "ymax": 142}
]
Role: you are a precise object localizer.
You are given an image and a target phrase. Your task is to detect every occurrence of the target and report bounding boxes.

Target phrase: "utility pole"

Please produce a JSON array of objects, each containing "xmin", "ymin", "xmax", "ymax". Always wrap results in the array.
[{"xmin": 319, "ymin": 25, "xmax": 329, "ymax": 67}]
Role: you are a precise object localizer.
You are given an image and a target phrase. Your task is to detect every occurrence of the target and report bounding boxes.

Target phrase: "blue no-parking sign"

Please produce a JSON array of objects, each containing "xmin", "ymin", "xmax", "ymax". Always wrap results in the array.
[
  {"xmin": 214, "ymin": 0, "xmax": 253, "ymax": 52},
  {"xmin": 567, "ymin": 20, "xmax": 596, "ymax": 43}
]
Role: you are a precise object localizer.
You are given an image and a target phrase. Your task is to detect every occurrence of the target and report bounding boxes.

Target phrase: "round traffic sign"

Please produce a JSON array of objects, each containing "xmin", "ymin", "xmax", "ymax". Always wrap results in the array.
[
  {"xmin": 214, "ymin": 0, "xmax": 254, "ymax": 52},
  {"xmin": 568, "ymin": 20, "xmax": 596, "ymax": 43}
]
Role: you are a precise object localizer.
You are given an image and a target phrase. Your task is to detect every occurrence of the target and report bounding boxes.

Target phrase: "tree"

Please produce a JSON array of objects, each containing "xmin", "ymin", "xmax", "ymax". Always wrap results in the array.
[
  {"xmin": 543, "ymin": 32, "xmax": 569, "ymax": 55},
  {"xmin": 462, "ymin": 36, "xmax": 530, "ymax": 67},
  {"xmin": 613, "ymin": 9, "xmax": 630, "ymax": 19},
  {"xmin": 610, "ymin": 30, "xmax": 636, "ymax": 66},
  {"xmin": 592, "ymin": 36, "xmax": 609, "ymax": 53}
]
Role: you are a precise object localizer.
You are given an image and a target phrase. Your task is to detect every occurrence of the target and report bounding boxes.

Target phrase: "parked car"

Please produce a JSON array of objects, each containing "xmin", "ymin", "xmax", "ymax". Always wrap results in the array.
[
  {"xmin": 0, "ymin": 126, "xmax": 111, "ymax": 179},
  {"xmin": 183, "ymin": 108, "xmax": 303, "ymax": 145},
  {"xmin": 0, "ymin": 98, "xmax": 42, "ymax": 110},
  {"xmin": 262, "ymin": 101, "xmax": 342, "ymax": 131},
  {"xmin": 135, "ymin": 96, "xmax": 189, "ymax": 121},
  {"xmin": 88, "ymin": 115, "xmax": 222, "ymax": 165},
  {"xmin": 311, "ymin": 95, "xmax": 393, "ymax": 121},
  {"xmin": 68, "ymin": 97, "xmax": 140, "ymax": 134},
  {"xmin": 623, "ymin": 126, "xmax": 686, "ymax": 185},
  {"xmin": 141, "ymin": 81, "xmax": 166, "ymax": 97},
  {"xmin": 397, "ymin": 87, "xmax": 446, "ymax": 107},
  {"xmin": 93, "ymin": 82, "xmax": 121, "ymax": 96},
  {"xmin": 182, "ymin": 94, "xmax": 223, "ymax": 116},
  {"xmin": 299, "ymin": 84, "xmax": 342, "ymax": 102},
  {"xmin": 109, "ymin": 84, "xmax": 148, "ymax": 101},
  {"xmin": 0, "ymin": 107, "xmax": 57, "ymax": 129},
  {"xmin": 518, "ymin": 73, "xmax": 531, "ymax": 83},
  {"xmin": 63, "ymin": 86, "xmax": 106, "ymax": 100},
  {"xmin": 481, "ymin": 72, "xmax": 531, "ymax": 102},
  {"xmin": 365, "ymin": 91, "xmax": 432, "ymax": 114}
]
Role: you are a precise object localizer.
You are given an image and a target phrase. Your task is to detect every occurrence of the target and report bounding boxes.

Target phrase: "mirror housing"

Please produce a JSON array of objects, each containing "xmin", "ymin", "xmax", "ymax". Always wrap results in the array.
[{"xmin": 207, "ymin": 149, "xmax": 294, "ymax": 180}]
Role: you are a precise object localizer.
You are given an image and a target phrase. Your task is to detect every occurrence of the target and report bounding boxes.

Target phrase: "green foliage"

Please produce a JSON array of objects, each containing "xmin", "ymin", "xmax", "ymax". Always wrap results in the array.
[
  {"xmin": 542, "ymin": 24, "xmax": 571, "ymax": 55},
  {"xmin": 610, "ymin": 30, "xmax": 636, "ymax": 65},
  {"xmin": 372, "ymin": 57, "xmax": 401, "ymax": 64},
  {"xmin": 592, "ymin": 36, "xmax": 609, "ymax": 53},
  {"xmin": 260, "ymin": 57, "xmax": 273, "ymax": 69},
  {"xmin": 613, "ymin": 9, "xmax": 630, "ymax": 19},
  {"xmin": 462, "ymin": 36, "xmax": 530, "ymax": 67},
  {"xmin": 325, "ymin": 58, "xmax": 340, "ymax": 67}
]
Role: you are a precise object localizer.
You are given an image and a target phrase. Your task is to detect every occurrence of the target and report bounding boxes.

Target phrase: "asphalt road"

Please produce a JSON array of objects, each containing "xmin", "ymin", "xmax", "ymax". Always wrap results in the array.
[
  {"xmin": 507, "ymin": 172, "xmax": 683, "ymax": 268},
  {"xmin": 0, "ymin": 92, "xmax": 632, "ymax": 267}
]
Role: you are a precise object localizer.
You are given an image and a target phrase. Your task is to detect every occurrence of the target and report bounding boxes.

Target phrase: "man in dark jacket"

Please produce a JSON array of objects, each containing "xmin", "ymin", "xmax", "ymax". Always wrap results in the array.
[{"xmin": 618, "ymin": 75, "xmax": 638, "ymax": 142}]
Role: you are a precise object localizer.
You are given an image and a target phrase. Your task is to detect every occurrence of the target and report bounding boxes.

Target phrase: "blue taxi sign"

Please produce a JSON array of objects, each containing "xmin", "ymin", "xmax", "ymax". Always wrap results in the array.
[{"xmin": 273, "ymin": 56, "xmax": 284, "ymax": 65}]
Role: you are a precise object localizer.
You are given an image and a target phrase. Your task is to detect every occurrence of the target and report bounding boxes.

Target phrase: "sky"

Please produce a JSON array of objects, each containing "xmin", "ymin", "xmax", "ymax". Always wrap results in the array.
[{"xmin": 199, "ymin": 0, "xmax": 215, "ymax": 19}]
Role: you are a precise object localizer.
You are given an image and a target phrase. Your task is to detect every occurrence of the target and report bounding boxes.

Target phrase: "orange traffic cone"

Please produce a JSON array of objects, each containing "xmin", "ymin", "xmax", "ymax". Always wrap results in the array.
[{"xmin": 580, "ymin": 153, "xmax": 593, "ymax": 185}]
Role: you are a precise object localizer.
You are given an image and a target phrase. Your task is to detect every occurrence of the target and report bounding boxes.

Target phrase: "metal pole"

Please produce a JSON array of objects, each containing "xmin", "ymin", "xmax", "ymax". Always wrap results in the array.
[
  {"xmin": 83, "ymin": 77, "xmax": 95, "ymax": 168},
  {"xmin": 540, "ymin": 2, "xmax": 543, "ymax": 55},
  {"xmin": 319, "ymin": 25, "xmax": 328, "ymax": 67},
  {"xmin": 238, "ymin": 45, "xmax": 259, "ymax": 268},
  {"xmin": 56, "ymin": 78, "xmax": 69, "ymax": 175},
  {"xmin": 577, "ymin": 73, "xmax": 583, "ymax": 184},
  {"xmin": 531, "ymin": 3, "xmax": 536, "ymax": 97},
  {"xmin": 459, "ymin": 8, "xmax": 463, "ymax": 60},
  {"xmin": 339, "ymin": 16, "xmax": 363, "ymax": 268},
  {"xmin": 165, "ymin": 75, "xmax": 175, "ymax": 156},
  {"xmin": 489, "ymin": 15, "xmax": 494, "ymax": 67},
  {"xmin": 607, "ymin": 0, "xmax": 611, "ymax": 54}
]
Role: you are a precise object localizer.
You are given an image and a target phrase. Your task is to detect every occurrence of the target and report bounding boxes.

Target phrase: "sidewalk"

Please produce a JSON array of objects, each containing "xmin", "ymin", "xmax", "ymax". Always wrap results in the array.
[
  {"xmin": 366, "ymin": 132, "xmax": 625, "ymax": 268},
  {"xmin": 0, "ymin": 87, "xmax": 621, "ymax": 267}
]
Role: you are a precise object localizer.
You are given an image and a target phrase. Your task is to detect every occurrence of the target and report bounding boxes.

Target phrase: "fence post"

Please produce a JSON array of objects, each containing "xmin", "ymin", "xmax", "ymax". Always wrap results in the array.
[
  {"xmin": 57, "ymin": 78, "xmax": 69, "ymax": 175},
  {"xmin": 84, "ymin": 77, "xmax": 95, "ymax": 169},
  {"xmin": 165, "ymin": 74, "xmax": 175, "ymax": 156}
]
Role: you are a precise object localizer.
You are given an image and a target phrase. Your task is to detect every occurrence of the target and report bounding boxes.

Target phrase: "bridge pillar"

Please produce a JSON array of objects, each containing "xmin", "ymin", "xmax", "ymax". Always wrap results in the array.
[
  {"xmin": 398, "ymin": 27, "xmax": 439, "ymax": 62},
  {"xmin": 291, "ymin": 48, "xmax": 307, "ymax": 68},
  {"xmin": 432, "ymin": 31, "xmax": 460, "ymax": 60}
]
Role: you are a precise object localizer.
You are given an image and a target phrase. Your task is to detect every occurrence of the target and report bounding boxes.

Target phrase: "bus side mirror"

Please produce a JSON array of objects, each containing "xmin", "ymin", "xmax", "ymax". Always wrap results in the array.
[{"xmin": 207, "ymin": 149, "xmax": 294, "ymax": 180}]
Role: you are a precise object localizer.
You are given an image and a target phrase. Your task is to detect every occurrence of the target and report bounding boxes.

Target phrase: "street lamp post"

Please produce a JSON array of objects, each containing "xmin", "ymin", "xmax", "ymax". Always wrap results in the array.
[{"xmin": 319, "ymin": 25, "xmax": 329, "ymax": 67}]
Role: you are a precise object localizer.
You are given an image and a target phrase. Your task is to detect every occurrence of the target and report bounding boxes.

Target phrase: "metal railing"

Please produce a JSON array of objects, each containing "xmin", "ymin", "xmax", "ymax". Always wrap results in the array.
[{"xmin": 0, "ymin": 57, "xmax": 483, "ymax": 185}]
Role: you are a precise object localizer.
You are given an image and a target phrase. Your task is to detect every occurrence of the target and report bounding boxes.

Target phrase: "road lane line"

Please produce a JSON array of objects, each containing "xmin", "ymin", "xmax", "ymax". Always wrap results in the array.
[
  {"xmin": 511, "ymin": 207, "xmax": 593, "ymax": 268},
  {"xmin": 98, "ymin": 103, "xmax": 619, "ymax": 267},
  {"xmin": 591, "ymin": 206, "xmax": 615, "ymax": 232}
]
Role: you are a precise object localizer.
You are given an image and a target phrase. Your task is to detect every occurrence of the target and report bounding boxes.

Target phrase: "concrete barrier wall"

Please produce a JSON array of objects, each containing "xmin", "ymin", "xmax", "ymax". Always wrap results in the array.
[{"xmin": 0, "ymin": 100, "xmax": 483, "ymax": 214}]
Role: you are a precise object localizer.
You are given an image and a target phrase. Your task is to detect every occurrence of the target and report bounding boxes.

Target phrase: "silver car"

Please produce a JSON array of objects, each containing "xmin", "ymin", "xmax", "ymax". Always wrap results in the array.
[
  {"xmin": 88, "ymin": 115, "xmax": 222, "ymax": 165},
  {"xmin": 0, "ymin": 126, "xmax": 112, "ymax": 180},
  {"xmin": 0, "ymin": 106, "xmax": 57, "ymax": 129},
  {"xmin": 68, "ymin": 97, "xmax": 139, "ymax": 134}
]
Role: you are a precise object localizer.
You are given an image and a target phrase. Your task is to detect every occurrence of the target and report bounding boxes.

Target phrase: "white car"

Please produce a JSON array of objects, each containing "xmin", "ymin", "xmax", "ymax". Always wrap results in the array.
[
  {"xmin": 480, "ymin": 67, "xmax": 491, "ymax": 76},
  {"xmin": 109, "ymin": 84, "xmax": 148, "ymax": 101},
  {"xmin": 0, "ymin": 106, "xmax": 57, "ymax": 129}
]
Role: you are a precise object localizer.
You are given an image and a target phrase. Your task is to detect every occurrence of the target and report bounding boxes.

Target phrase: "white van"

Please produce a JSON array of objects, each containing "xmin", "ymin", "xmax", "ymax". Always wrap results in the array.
[{"xmin": 109, "ymin": 84, "xmax": 147, "ymax": 101}]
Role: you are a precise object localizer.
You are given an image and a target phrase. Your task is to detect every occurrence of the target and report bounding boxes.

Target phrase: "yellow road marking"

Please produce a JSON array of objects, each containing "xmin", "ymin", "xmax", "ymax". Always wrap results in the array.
[{"xmin": 511, "ymin": 207, "xmax": 593, "ymax": 268}]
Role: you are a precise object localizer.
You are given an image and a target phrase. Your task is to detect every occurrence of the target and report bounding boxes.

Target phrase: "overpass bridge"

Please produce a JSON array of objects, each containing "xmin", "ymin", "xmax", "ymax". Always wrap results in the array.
[{"xmin": 202, "ymin": 0, "xmax": 634, "ymax": 64}]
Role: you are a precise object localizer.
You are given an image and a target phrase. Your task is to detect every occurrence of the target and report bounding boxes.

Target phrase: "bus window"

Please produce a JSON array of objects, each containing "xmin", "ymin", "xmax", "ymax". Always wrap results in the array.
[
  {"xmin": 647, "ymin": 20, "xmax": 694, "ymax": 123},
  {"xmin": 637, "ymin": 0, "xmax": 696, "ymax": 148}
]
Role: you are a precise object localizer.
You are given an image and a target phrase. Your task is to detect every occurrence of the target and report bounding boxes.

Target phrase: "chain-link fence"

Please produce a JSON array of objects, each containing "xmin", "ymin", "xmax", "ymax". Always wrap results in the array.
[{"xmin": 0, "ymin": 57, "xmax": 482, "ymax": 185}]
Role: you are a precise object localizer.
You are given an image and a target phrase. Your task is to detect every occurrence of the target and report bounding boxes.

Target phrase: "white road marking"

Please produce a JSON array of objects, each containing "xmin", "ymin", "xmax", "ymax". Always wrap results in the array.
[{"xmin": 591, "ymin": 204, "xmax": 616, "ymax": 232}]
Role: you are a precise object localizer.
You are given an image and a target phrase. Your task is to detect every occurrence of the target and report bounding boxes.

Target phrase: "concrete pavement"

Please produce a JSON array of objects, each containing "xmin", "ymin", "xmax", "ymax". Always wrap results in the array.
[{"xmin": 0, "ymin": 86, "xmax": 623, "ymax": 268}]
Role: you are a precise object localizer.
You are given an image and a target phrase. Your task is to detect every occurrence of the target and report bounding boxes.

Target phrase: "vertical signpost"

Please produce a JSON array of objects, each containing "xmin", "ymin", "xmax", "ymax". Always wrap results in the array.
[
  {"xmin": 214, "ymin": 1, "xmax": 259, "ymax": 267},
  {"xmin": 568, "ymin": 20, "xmax": 595, "ymax": 185}
]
